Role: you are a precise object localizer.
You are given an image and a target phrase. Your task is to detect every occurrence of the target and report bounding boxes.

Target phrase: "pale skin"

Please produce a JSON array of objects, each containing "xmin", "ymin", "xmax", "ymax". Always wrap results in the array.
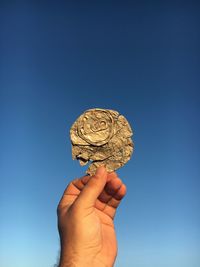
[{"xmin": 57, "ymin": 166, "xmax": 127, "ymax": 267}]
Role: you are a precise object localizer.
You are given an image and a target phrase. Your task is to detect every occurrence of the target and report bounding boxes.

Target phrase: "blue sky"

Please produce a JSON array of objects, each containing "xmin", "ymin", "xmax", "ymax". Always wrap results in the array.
[{"xmin": 0, "ymin": 1, "xmax": 200, "ymax": 267}]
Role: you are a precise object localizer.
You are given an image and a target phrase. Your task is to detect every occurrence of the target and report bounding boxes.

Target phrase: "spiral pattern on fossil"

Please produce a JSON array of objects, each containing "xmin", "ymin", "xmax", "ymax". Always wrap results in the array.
[{"xmin": 77, "ymin": 109, "xmax": 114, "ymax": 146}]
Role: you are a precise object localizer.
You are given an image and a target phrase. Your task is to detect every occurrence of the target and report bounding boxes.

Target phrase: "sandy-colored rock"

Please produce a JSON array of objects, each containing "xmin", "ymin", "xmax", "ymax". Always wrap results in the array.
[{"xmin": 70, "ymin": 108, "xmax": 134, "ymax": 175}]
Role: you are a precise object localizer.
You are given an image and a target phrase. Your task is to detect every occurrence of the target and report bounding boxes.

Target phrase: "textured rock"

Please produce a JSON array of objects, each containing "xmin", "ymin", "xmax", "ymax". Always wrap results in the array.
[{"xmin": 70, "ymin": 108, "xmax": 134, "ymax": 175}]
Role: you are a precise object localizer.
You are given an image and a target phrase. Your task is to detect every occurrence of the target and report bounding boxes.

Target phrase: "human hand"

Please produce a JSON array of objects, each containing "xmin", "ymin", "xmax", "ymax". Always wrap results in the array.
[{"xmin": 57, "ymin": 166, "xmax": 127, "ymax": 267}]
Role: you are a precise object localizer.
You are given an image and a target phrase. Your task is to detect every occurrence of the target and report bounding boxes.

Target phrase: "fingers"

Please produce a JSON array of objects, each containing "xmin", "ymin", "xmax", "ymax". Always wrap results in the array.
[
  {"xmin": 107, "ymin": 172, "xmax": 118, "ymax": 182},
  {"xmin": 74, "ymin": 166, "xmax": 107, "ymax": 209},
  {"xmin": 58, "ymin": 168, "xmax": 127, "ymax": 219},
  {"xmin": 103, "ymin": 183, "xmax": 127, "ymax": 219},
  {"xmin": 58, "ymin": 175, "xmax": 89, "ymax": 209},
  {"xmin": 95, "ymin": 174, "xmax": 127, "ymax": 219},
  {"xmin": 98, "ymin": 175, "xmax": 122, "ymax": 203}
]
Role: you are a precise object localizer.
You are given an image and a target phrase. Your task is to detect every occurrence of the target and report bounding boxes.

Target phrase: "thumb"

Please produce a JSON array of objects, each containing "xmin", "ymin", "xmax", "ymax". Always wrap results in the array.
[{"xmin": 74, "ymin": 166, "xmax": 107, "ymax": 209}]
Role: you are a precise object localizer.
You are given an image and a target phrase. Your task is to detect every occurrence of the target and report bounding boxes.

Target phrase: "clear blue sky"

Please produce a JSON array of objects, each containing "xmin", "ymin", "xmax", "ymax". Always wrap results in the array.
[{"xmin": 0, "ymin": 1, "xmax": 200, "ymax": 267}]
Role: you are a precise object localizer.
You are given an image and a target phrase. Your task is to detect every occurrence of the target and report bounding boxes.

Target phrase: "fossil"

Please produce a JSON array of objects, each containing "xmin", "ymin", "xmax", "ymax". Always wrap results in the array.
[{"xmin": 70, "ymin": 108, "xmax": 134, "ymax": 175}]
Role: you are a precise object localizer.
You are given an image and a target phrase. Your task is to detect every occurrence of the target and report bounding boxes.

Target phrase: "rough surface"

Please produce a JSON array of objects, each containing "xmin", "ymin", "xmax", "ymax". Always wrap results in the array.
[{"xmin": 70, "ymin": 108, "xmax": 134, "ymax": 175}]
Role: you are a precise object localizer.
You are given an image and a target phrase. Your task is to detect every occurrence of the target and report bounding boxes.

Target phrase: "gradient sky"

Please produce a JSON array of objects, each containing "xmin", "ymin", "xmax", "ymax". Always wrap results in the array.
[{"xmin": 0, "ymin": 1, "xmax": 200, "ymax": 267}]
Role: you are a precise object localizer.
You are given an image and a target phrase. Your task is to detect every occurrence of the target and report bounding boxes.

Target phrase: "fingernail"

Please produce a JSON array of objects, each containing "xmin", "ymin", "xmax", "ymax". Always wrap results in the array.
[{"xmin": 95, "ymin": 166, "xmax": 106, "ymax": 177}]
